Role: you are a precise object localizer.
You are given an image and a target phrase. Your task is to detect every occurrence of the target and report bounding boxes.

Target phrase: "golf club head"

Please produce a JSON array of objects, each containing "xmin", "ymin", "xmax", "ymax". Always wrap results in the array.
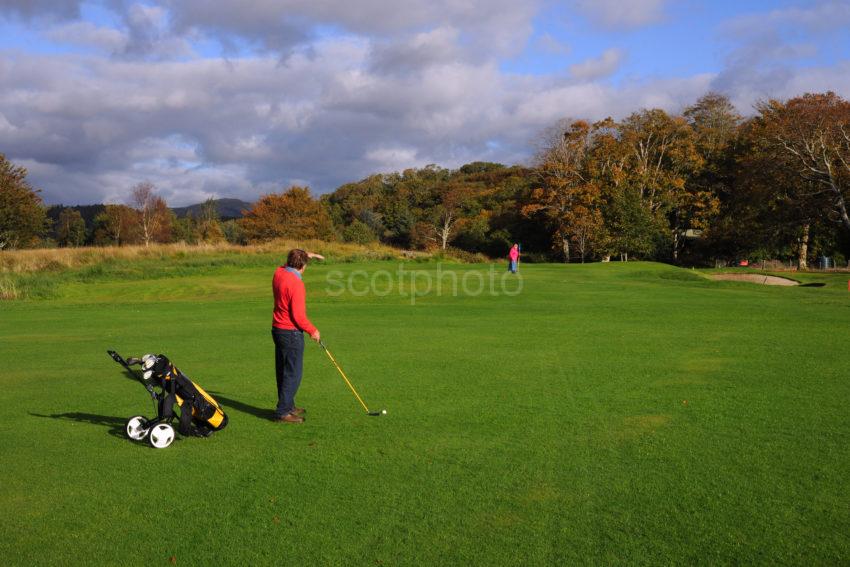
[{"xmin": 368, "ymin": 409, "xmax": 387, "ymax": 416}]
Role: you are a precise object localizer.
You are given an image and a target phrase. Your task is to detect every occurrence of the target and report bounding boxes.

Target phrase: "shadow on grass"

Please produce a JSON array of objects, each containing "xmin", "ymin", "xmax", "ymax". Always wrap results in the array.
[
  {"xmin": 30, "ymin": 412, "xmax": 127, "ymax": 439},
  {"xmin": 209, "ymin": 393, "xmax": 276, "ymax": 421}
]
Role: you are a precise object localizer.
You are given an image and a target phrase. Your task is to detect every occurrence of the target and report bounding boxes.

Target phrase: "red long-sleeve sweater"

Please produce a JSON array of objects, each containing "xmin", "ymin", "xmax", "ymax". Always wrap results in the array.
[{"xmin": 272, "ymin": 267, "xmax": 317, "ymax": 334}]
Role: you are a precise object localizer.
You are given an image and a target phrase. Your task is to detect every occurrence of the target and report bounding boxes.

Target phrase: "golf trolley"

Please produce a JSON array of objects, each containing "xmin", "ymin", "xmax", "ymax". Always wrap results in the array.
[{"xmin": 107, "ymin": 350, "xmax": 228, "ymax": 449}]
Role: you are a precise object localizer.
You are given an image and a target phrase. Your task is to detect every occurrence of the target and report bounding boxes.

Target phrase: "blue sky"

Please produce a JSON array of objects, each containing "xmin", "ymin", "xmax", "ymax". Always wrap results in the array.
[
  {"xmin": 0, "ymin": 0, "xmax": 849, "ymax": 205},
  {"xmin": 505, "ymin": 0, "xmax": 850, "ymax": 80}
]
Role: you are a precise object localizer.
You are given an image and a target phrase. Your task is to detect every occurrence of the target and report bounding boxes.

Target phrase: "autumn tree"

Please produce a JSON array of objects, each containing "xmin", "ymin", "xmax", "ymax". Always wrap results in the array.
[
  {"xmin": 760, "ymin": 92, "xmax": 850, "ymax": 232},
  {"xmin": 56, "ymin": 208, "xmax": 86, "ymax": 247},
  {"xmin": 130, "ymin": 182, "xmax": 171, "ymax": 246},
  {"xmin": 195, "ymin": 198, "xmax": 225, "ymax": 243},
  {"xmin": 684, "ymin": 93, "xmax": 741, "ymax": 156},
  {"xmin": 728, "ymin": 114, "xmax": 825, "ymax": 268},
  {"xmin": 681, "ymin": 93, "xmax": 739, "ymax": 259},
  {"xmin": 0, "ymin": 153, "xmax": 48, "ymax": 249},
  {"xmin": 239, "ymin": 186, "xmax": 335, "ymax": 243},
  {"xmin": 524, "ymin": 120, "xmax": 605, "ymax": 261},
  {"xmin": 427, "ymin": 181, "xmax": 476, "ymax": 250},
  {"xmin": 93, "ymin": 204, "xmax": 141, "ymax": 246},
  {"xmin": 586, "ymin": 117, "xmax": 628, "ymax": 190},
  {"xmin": 618, "ymin": 110, "xmax": 696, "ymax": 214},
  {"xmin": 153, "ymin": 200, "xmax": 173, "ymax": 243},
  {"xmin": 618, "ymin": 109, "xmax": 704, "ymax": 260}
]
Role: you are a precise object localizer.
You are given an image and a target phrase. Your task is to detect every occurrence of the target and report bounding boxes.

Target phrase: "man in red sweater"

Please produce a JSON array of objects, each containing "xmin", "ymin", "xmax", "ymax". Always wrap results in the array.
[{"xmin": 272, "ymin": 248, "xmax": 322, "ymax": 423}]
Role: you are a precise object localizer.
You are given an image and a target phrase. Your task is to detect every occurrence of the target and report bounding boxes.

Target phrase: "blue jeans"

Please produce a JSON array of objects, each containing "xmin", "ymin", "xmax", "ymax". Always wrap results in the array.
[
  {"xmin": 272, "ymin": 329, "xmax": 304, "ymax": 417},
  {"xmin": 509, "ymin": 260, "xmax": 517, "ymax": 273}
]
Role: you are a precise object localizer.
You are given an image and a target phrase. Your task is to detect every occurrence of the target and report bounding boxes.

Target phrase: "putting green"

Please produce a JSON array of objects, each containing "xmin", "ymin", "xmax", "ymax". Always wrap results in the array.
[{"xmin": 1, "ymin": 260, "xmax": 848, "ymax": 565}]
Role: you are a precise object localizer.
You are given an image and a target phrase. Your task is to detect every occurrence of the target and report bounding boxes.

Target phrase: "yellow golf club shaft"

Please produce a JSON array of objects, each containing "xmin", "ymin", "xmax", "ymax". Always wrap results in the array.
[{"xmin": 320, "ymin": 342, "xmax": 371, "ymax": 413}]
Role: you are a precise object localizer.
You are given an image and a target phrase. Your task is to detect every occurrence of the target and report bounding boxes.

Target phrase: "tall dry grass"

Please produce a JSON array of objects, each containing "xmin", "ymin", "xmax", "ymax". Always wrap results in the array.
[
  {"xmin": 0, "ymin": 277, "xmax": 19, "ymax": 300},
  {"xmin": 0, "ymin": 240, "xmax": 444, "ymax": 275}
]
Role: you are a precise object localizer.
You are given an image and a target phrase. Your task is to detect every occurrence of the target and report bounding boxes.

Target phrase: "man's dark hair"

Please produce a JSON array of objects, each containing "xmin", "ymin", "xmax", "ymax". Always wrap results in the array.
[{"xmin": 286, "ymin": 249, "xmax": 309, "ymax": 270}]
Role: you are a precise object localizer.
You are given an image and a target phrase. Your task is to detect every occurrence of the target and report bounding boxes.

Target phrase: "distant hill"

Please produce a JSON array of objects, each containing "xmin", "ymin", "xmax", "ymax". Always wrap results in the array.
[{"xmin": 172, "ymin": 198, "xmax": 253, "ymax": 220}]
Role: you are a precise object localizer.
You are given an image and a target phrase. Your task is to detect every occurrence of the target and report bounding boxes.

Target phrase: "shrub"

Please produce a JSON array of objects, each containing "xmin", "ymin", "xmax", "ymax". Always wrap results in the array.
[{"xmin": 342, "ymin": 220, "xmax": 377, "ymax": 244}]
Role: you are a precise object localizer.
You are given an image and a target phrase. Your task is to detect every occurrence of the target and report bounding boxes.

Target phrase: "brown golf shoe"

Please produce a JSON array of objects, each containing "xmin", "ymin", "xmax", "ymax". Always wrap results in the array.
[
  {"xmin": 291, "ymin": 407, "xmax": 306, "ymax": 416},
  {"xmin": 275, "ymin": 413, "xmax": 304, "ymax": 424}
]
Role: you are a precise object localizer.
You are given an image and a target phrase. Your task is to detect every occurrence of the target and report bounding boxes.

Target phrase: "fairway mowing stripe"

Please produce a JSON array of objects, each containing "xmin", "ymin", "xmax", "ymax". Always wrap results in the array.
[
  {"xmin": 537, "ymin": 346, "xmax": 619, "ymax": 559},
  {"xmin": 526, "ymin": 351, "xmax": 571, "ymax": 563}
]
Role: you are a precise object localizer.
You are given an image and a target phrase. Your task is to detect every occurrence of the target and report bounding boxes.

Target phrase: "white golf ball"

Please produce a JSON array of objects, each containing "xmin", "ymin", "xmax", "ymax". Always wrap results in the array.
[{"xmin": 381, "ymin": 409, "xmax": 387, "ymax": 415}]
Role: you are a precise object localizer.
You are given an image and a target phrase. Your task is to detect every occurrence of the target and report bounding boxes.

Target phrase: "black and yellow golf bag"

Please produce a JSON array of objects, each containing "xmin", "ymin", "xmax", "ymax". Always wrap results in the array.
[
  {"xmin": 108, "ymin": 350, "xmax": 228, "ymax": 448},
  {"xmin": 149, "ymin": 354, "xmax": 228, "ymax": 435}
]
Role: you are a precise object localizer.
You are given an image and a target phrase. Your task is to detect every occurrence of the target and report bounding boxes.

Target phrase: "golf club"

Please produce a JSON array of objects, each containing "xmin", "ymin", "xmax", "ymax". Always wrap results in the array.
[{"xmin": 318, "ymin": 340, "xmax": 385, "ymax": 417}]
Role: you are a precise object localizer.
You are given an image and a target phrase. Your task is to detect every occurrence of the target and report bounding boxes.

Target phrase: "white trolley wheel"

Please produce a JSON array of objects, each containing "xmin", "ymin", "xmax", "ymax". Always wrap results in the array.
[
  {"xmin": 147, "ymin": 423, "xmax": 175, "ymax": 449},
  {"xmin": 125, "ymin": 415, "xmax": 149, "ymax": 441}
]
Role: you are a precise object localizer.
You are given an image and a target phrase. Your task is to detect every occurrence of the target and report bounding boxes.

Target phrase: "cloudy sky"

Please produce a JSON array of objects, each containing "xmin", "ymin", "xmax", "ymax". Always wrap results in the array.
[{"xmin": 1, "ymin": 1, "xmax": 849, "ymax": 206}]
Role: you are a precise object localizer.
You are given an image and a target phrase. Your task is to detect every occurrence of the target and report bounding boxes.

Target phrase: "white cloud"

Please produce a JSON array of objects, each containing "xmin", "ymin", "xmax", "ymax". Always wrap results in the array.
[
  {"xmin": 369, "ymin": 27, "xmax": 464, "ymax": 74},
  {"xmin": 44, "ymin": 21, "xmax": 129, "ymax": 52},
  {"xmin": 0, "ymin": 112, "xmax": 18, "ymax": 134},
  {"xmin": 536, "ymin": 33, "xmax": 571, "ymax": 56},
  {"xmin": 569, "ymin": 48, "xmax": 624, "ymax": 80},
  {"xmin": 165, "ymin": 0, "xmax": 539, "ymax": 57},
  {"xmin": 724, "ymin": 1, "xmax": 850, "ymax": 36},
  {"xmin": 712, "ymin": 1, "xmax": 850, "ymax": 102},
  {"xmin": 0, "ymin": 0, "xmax": 82, "ymax": 22},
  {"xmin": 573, "ymin": 0, "xmax": 667, "ymax": 29},
  {"xmin": 365, "ymin": 147, "xmax": 423, "ymax": 172},
  {"xmin": 119, "ymin": 2, "xmax": 194, "ymax": 59},
  {"xmin": 128, "ymin": 4, "xmax": 168, "ymax": 30}
]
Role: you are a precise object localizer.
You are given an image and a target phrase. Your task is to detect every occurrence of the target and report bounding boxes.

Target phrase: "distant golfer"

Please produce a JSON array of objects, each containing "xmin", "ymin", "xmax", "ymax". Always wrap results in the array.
[
  {"xmin": 271, "ymin": 249, "xmax": 323, "ymax": 423},
  {"xmin": 508, "ymin": 243, "xmax": 520, "ymax": 273}
]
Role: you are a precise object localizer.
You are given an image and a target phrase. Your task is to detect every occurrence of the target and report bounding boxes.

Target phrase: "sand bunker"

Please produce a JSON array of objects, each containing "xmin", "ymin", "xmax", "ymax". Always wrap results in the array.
[{"xmin": 709, "ymin": 273, "xmax": 799, "ymax": 286}]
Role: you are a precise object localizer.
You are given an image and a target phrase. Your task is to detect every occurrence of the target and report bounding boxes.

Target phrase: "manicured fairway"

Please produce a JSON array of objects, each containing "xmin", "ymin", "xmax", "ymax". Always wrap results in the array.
[{"xmin": 1, "ymin": 259, "xmax": 848, "ymax": 565}]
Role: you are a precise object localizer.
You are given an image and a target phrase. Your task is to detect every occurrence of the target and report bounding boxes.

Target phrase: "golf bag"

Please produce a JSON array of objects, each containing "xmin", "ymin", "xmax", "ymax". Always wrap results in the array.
[{"xmin": 108, "ymin": 350, "xmax": 228, "ymax": 448}]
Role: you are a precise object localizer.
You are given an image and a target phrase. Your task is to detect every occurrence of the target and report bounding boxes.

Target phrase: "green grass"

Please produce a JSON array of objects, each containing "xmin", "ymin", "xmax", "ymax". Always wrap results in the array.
[{"xmin": 1, "ymin": 259, "xmax": 849, "ymax": 565}]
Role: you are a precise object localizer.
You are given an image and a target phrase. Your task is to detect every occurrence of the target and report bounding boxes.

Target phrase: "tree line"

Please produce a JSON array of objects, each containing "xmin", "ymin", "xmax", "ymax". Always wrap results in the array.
[{"xmin": 1, "ymin": 90, "xmax": 849, "ymax": 267}]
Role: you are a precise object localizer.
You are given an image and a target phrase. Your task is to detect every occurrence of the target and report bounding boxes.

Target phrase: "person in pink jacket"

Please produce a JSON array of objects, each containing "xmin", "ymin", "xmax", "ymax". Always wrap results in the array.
[{"xmin": 508, "ymin": 243, "xmax": 520, "ymax": 273}]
